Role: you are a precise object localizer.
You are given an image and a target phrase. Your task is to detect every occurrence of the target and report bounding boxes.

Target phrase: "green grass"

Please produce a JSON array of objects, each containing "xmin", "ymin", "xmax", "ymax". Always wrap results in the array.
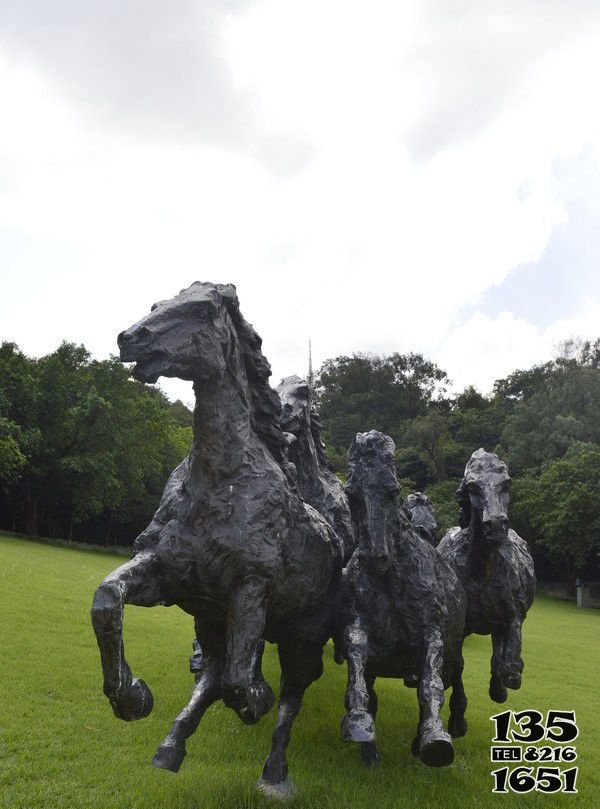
[{"xmin": 0, "ymin": 534, "xmax": 598, "ymax": 809}]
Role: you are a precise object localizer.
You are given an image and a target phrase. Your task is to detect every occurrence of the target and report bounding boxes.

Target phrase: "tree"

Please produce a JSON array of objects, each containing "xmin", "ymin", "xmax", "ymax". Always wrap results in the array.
[
  {"xmin": 316, "ymin": 352, "xmax": 449, "ymax": 472},
  {"xmin": 0, "ymin": 342, "xmax": 193, "ymax": 544},
  {"xmin": 515, "ymin": 443, "xmax": 600, "ymax": 586},
  {"xmin": 425, "ymin": 479, "xmax": 462, "ymax": 538},
  {"xmin": 405, "ymin": 412, "xmax": 462, "ymax": 483},
  {"xmin": 388, "ymin": 352, "xmax": 449, "ymax": 419},
  {"xmin": 499, "ymin": 363, "xmax": 600, "ymax": 474}
]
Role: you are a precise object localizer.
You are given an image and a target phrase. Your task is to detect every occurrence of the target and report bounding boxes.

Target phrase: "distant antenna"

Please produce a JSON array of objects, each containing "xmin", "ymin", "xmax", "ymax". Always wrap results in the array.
[{"xmin": 308, "ymin": 338, "xmax": 314, "ymax": 388}]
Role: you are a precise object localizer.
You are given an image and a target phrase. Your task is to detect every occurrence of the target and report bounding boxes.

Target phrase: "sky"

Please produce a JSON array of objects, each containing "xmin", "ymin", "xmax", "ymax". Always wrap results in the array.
[{"xmin": 1, "ymin": 1, "xmax": 600, "ymax": 406}]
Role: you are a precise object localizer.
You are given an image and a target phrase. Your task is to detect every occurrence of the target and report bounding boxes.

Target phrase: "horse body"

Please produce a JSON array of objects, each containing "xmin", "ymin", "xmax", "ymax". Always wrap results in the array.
[
  {"xmin": 340, "ymin": 431, "xmax": 467, "ymax": 768},
  {"xmin": 437, "ymin": 449, "xmax": 535, "ymax": 702},
  {"xmin": 91, "ymin": 282, "xmax": 342, "ymax": 797}
]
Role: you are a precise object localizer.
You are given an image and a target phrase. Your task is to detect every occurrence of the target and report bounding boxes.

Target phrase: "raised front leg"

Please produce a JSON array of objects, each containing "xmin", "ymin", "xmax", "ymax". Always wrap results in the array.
[
  {"xmin": 490, "ymin": 630, "xmax": 508, "ymax": 703},
  {"xmin": 415, "ymin": 631, "xmax": 454, "ymax": 767},
  {"xmin": 341, "ymin": 618, "xmax": 375, "ymax": 743},
  {"xmin": 221, "ymin": 578, "xmax": 274, "ymax": 724},
  {"xmin": 91, "ymin": 551, "xmax": 163, "ymax": 721},
  {"xmin": 258, "ymin": 642, "xmax": 324, "ymax": 800}
]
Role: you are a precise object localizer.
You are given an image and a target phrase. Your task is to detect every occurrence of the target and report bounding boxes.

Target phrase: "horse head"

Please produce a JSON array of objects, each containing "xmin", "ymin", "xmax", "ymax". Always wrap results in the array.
[
  {"xmin": 118, "ymin": 281, "xmax": 286, "ymax": 464},
  {"xmin": 117, "ymin": 281, "xmax": 244, "ymax": 384},
  {"xmin": 346, "ymin": 430, "xmax": 399, "ymax": 572},
  {"xmin": 403, "ymin": 492, "xmax": 437, "ymax": 545},
  {"xmin": 456, "ymin": 448, "xmax": 511, "ymax": 546}
]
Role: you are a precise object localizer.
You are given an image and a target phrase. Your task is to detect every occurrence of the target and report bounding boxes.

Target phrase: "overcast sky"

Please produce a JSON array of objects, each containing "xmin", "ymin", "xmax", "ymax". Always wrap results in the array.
[{"xmin": 2, "ymin": 1, "xmax": 600, "ymax": 405}]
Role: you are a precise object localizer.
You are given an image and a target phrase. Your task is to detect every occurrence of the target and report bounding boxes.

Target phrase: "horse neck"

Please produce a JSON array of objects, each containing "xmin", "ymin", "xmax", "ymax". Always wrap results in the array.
[
  {"xmin": 189, "ymin": 366, "xmax": 255, "ymax": 479},
  {"xmin": 467, "ymin": 518, "xmax": 493, "ymax": 576}
]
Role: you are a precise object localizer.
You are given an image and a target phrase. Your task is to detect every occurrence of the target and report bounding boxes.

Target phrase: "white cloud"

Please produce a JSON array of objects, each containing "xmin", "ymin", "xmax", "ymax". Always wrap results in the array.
[
  {"xmin": 436, "ymin": 299, "xmax": 600, "ymax": 394},
  {"xmin": 1, "ymin": 2, "xmax": 600, "ymax": 407}
]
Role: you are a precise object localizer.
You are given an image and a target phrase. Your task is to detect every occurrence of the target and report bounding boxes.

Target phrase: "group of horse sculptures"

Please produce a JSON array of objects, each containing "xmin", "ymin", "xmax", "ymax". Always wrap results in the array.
[{"xmin": 91, "ymin": 282, "xmax": 536, "ymax": 799}]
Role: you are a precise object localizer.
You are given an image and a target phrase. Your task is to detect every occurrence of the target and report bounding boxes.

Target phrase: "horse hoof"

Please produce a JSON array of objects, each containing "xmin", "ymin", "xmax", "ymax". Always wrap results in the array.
[
  {"xmin": 223, "ymin": 680, "xmax": 275, "ymax": 725},
  {"xmin": 489, "ymin": 682, "xmax": 508, "ymax": 703},
  {"xmin": 448, "ymin": 714, "xmax": 468, "ymax": 738},
  {"xmin": 109, "ymin": 678, "xmax": 154, "ymax": 721},
  {"xmin": 361, "ymin": 741, "xmax": 381, "ymax": 767},
  {"xmin": 257, "ymin": 776, "xmax": 297, "ymax": 801},
  {"xmin": 419, "ymin": 730, "xmax": 454, "ymax": 767},
  {"xmin": 152, "ymin": 742, "xmax": 186, "ymax": 773},
  {"xmin": 504, "ymin": 673, "xmax": 522, "ymax": 690},
  {"xmin": 341, "ymin": 711, "xmax": 375, "ymax": 743}
]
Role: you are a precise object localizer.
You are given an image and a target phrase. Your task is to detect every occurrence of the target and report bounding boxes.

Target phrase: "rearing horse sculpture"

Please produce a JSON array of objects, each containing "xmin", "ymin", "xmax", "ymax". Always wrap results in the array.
[
  {"xmin": 437, "ymin": 449, "xmax": 535, "ymax": 703},
  {"xmin": 91, "ymin": 282, "xmax": 343, "ymax": 798}
]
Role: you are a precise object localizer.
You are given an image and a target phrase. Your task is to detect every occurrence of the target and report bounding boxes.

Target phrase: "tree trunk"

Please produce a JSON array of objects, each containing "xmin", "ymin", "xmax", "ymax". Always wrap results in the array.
[
  {"xmin": 566, "ymin": 563, "xmax": 577, "ymax": 598},
  {"xmin": 68, "ymin": 511, "xmax": 74, "ymax": 542},
  {"xmin": 24, "ymin": 489, "xmax": 38, "ymax": 536},
  {"xmin": 105, "ymin": 512, "xmax": 113, "ymax": 547}
]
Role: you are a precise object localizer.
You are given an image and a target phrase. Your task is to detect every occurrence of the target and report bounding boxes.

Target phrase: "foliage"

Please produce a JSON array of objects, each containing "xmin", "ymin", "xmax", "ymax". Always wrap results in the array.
[
  {"xmin": 499, "ymin": 363, "xmax": 600, "ymax": 474},
  {"xmin": 513, "ymin": 443, "xmax": 600, "ymax": 576},
  {"xmin": 316, "ymin": 352, "xmax": 449, "ymax": 476},
  {"xmin": 0, "ymin": 341, "xmax": 192, "ymax": 544},
  {"xmin": 425, "ymin": 479, "xmax": 461, "ymax": 538}
]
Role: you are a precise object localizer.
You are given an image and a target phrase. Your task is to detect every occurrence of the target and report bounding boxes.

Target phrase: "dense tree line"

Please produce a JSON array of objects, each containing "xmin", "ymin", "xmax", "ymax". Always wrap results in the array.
[
  {"xmin": 316, "ymin": 340, "xmax": 600, "ymax": 585},
  {"xmin": 2, "ymin": 337, "xmax": 600, "ymax": 585},
  {"xmin": 0, "ymin": 341, "xmax": 192, "ymax": 545}
]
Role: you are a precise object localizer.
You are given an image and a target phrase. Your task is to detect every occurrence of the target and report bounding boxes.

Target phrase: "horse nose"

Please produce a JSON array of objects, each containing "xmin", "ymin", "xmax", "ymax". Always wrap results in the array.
[
  {"xmin": 117, "ymin": 328, "xmax": 139, "ymax": 361},
  {"xmin": 483, "ymin": 516, "xmax": 509, "ymax": 541}
]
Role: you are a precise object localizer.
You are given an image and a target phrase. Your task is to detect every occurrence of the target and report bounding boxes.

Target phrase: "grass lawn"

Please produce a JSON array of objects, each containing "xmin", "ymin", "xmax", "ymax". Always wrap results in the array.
[{"xmin": 0, "ymin": 533, "xmax": 598, "ymax": 809}]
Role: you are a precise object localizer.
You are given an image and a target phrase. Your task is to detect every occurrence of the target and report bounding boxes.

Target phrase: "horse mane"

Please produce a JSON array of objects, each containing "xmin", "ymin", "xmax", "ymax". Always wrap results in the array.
[{"xmin": 222, "ymin": 289, "xmax": 287, "ymax": 466}]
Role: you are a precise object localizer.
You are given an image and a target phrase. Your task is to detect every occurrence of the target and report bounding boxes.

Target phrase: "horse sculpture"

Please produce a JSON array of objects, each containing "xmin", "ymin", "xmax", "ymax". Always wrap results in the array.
[
  {"xmin": 91, "ymin": 282, "xmax": 343, "ymax": 799},
  {"xmin": 403, "ymin": 492, "xmax": 438, "ymax": 545},
  {"xmin": 437, "ymin": 449, "xmax": 535, "ymax": 703},
  {"xmin": 277, "ymin": 375, "xmax": 355, "ymax": 561},
  {"xmin": 340, "ymin": 431, "xmax": 468, "ymax": 768}
]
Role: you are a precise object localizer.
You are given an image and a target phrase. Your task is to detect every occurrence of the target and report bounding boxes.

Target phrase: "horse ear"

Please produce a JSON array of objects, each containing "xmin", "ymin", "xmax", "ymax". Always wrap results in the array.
[{"xmin": 456, "ymin": 478, "xmax": 471, "ymax": 529}]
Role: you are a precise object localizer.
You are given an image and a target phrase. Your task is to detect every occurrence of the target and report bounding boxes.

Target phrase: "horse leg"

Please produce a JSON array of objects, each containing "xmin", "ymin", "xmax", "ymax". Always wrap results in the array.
[
  {"xmin": 153, "ymin": 622, "xmax": 225, "ymax": 772},
  {"xmin": 502, "ymin": 617, "xmax": 524, "ymax": 690},
  {"xmin": 221, "ymin": 578, "xmax": 274, "ymax": 724},
  {"xmin": 361, "ymin": 675, "xmax": 380, "ymax": 767},
  {"xmin": 189, "ymin": 637, "xmax": 204, "ymax": 681},
  {"xmin": 448, "ymin": 657, "xmax": 468, "ymax": 738},
  {"xmin": 415, "ymin": 631, "xmax": 454, "ymax": 767},
  {"xmin": 341, "ymin": 618, "xmax": 375, "ymax": 743},
  {"xmin": 91, "ymin": 551, "xmax": 163, "ymax": 721},
  {"xmin": 489, "ymin": 630, "xmax": 508, "ymax": 703},
  {"xmin": 258, "ymin": 642, "xmax": 324, "ymax": 800}
]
